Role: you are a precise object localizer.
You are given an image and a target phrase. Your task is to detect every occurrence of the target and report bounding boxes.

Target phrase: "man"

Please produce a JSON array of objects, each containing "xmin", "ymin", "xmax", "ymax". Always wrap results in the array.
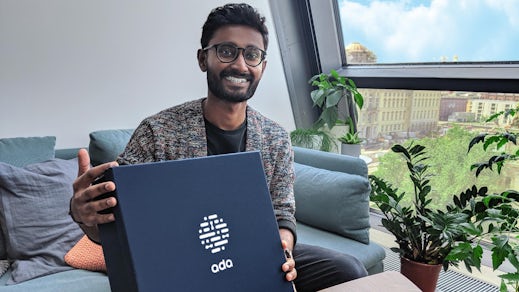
[{"xmin": 70, "ymin": 3, "xmax": 367, "ymax": 291}]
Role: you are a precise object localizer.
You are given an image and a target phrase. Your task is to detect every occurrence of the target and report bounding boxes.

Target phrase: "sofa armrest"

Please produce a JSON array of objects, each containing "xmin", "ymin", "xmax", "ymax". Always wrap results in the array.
[
  {"xmin": 293, "ymin": 148, "xmax": 371, "ymax": 244},
  {"xmin": 293, "ymin": 146, "xmax": 367, "ymax": 177}
]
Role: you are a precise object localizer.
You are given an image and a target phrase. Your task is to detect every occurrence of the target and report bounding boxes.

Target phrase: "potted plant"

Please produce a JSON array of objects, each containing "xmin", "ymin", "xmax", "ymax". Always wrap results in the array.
[
  {"xmin": 308, "ymin": 69, "xmax": 364, "ymax": 136},
  {"xmin": 369, "ymin": 142, "xmax": 519, "ymax": 292},
  {"xmin": 337, "ymin": 117, "xmax": 362, "ymax": 157},
  {"xmin": 290, "ymin": 128, "xmax": 335, "ymax": 152}
]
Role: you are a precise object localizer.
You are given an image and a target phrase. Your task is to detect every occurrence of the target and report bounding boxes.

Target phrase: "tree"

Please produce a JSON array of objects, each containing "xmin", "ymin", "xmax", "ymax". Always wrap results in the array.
[{"xmin": 372, "ymin": 126, "xmax": 506, "ymax": 210}]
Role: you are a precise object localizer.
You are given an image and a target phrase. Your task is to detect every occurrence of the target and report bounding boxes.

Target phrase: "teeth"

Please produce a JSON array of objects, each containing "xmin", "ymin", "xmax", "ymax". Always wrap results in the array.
[{"xmin": 225, "ymin": 76, "xmax": 247, "ymax": 83}]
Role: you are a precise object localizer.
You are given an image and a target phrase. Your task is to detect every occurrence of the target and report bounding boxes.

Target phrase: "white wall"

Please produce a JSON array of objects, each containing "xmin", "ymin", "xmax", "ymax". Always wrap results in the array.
[{"xmin": 0, "ymin": 0, "xmax": 295, "ymax": 148}]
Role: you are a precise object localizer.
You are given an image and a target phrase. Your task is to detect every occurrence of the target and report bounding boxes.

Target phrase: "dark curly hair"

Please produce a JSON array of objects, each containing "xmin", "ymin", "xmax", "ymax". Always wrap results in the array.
[{"xmin": 201, "ymin": 3, "xmax": 269, "ymax": 50}]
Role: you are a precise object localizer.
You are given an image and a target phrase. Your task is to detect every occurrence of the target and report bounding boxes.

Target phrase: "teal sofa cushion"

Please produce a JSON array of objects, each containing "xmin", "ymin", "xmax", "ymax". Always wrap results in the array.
[
  {"xmin": 294, "ymin": 162, "xmax": 371, "ymax": 244},
  {"xmin": 296, "ymin": 223, "xmax": 385, "ymax": 274},
  {"xmin": 88, "ymin": 129, "xmax": 133, "ymax": 166},
  {"xmin": 0, "ymin": 136, "xmax": 56, "ymax": 167}
]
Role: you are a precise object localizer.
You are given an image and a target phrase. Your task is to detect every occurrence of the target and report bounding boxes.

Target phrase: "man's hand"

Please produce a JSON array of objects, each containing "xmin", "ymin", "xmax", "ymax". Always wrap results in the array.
[
  {"xmin": 279, "ymin": 229, "xmax": 296, "ymax": 282},
  {"xmin": 70, "ymin": 149, "xmax": 119, "ymax": 241},
  {"xmin": 281, "ymin": 239, "xmax": 297, "ymax": 282}
]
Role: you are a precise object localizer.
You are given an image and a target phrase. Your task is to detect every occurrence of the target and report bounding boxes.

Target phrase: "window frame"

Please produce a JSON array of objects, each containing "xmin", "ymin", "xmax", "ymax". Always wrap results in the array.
[
  {"xmin": 269, "ymin": 0, "xmax": 519, "ymax": 130},
  {"xmin": 312, "ymin": 0, "xmax": 519, "ymax": 93}
]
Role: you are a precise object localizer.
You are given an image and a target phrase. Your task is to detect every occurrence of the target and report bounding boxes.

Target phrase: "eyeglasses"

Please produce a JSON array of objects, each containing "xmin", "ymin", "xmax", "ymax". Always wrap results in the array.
[{"xmin": 203, "ymin": 43, "xmax": 267, "ymax": 67}]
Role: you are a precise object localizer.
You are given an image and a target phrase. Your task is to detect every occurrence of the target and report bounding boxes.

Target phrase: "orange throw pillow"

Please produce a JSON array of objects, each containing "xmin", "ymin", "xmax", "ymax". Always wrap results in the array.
[{"xmin": 64, "ymin": 235, "xmax": 107, "ymax": 272}]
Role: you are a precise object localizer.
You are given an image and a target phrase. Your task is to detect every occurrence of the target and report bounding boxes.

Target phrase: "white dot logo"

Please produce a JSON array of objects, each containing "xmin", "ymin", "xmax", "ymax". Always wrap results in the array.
[{"xmin": 198, "ymin": 214, "xmax": 230, "ymax": 254}]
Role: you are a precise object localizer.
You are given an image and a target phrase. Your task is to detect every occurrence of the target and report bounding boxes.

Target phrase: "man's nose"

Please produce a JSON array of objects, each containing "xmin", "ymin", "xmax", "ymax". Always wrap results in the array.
[{"xmin": 230, "ymin": 50, "xmax": 249, "ymax": 70}]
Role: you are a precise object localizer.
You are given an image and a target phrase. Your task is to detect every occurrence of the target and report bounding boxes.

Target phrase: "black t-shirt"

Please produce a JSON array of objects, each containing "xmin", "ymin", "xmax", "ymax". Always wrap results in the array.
[{"xmin": 205, "ymin": 118, "xmax": 247, "ymax": 155}]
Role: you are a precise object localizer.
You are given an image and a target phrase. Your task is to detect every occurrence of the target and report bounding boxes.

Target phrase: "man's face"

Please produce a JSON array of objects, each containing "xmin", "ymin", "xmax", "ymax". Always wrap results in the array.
[{"xmin": 199, "ymin": 25, "xmax": 267, "ymax": 103}]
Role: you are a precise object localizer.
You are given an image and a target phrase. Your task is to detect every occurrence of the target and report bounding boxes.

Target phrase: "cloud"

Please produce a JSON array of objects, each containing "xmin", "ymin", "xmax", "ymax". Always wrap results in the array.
[{"xmin": 339, "ymin": 0, "xmax": 519, "ymax": 63}]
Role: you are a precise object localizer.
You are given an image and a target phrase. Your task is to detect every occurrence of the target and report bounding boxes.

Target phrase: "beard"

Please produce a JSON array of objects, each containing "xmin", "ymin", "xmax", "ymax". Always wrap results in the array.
[{"xmin": 206, "ymin": 67, "xmax": 260, "ymax": 103}]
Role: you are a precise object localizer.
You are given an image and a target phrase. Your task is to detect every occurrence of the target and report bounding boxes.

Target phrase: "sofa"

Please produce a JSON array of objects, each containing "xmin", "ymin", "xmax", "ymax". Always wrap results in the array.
[{"xmin": 0, "ymin": 129, "xmax": 385, "ymax": 291}]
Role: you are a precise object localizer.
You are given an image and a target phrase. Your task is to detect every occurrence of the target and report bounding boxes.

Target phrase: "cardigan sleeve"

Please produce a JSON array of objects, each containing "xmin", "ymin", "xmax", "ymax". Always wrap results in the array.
[{"xmin": 267, "ymin": 130, "xmax": 297, "ymax": 244}]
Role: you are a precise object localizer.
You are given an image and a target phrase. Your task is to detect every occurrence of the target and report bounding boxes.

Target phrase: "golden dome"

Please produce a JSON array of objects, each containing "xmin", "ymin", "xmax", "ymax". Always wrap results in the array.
[{"xmin": 346, "ymin": 42, "xmax": 368, "ymax": 53}]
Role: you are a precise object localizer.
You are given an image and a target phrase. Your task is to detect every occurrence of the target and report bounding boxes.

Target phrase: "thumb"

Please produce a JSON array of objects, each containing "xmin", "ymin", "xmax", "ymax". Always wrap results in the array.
[{"xmin": 77, "ymin": 148, "xmax": 91, "ymax": 177}]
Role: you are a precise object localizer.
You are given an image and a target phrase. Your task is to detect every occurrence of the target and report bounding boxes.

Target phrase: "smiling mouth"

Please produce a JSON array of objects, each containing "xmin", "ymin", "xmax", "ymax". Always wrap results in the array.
[{"xmin": 224, "ymin": 76, "xmax": 249, "ymax": 84}]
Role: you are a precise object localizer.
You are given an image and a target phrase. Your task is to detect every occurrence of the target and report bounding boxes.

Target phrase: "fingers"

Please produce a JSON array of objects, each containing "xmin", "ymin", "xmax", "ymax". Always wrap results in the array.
[
  {"xmin": 77, "ymin": 148, "xmax": 91, "ymax": 177},
  {"xmin": 282, "ymin": 258, "xmax": 297, "ymax": 282},
  {"xmin": 80, "ymin": 179, "xmax": 116, "ymax": 201},
  {"xmin": 71, "ymin": 189, "xmax": 118, "ymax": 227},
  {"xmin": 71, "ymin": 151, "xmax": 120, "ymax": 227},
  {"xmin": 73, "ymin": 160, "xmax": 118, "ymax": 196},
  {"xmin": 79, "ymin": 198, "xmax": 118, "ymax": 226},
  {"xmin": 281, "ymin": 239, "xmax": 297, "ymax": 281}
]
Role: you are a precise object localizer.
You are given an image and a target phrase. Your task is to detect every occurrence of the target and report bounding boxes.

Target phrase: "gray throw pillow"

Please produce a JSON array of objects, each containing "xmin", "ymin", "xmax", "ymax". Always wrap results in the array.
[
  {"xmin": 0, "ymin": 159, "xmax": 84, "ymax": 284},
  {"xmin": 294, "ymin": 162, "xmax": 371, "ymax": 244},
  {"xmin": 0, "ymin": 136, "xmax": 57, "ymax": 261}
]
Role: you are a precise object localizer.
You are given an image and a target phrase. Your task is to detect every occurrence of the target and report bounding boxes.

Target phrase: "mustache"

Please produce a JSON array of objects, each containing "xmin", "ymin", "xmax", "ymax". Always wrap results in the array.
[{"xmin": 220, "ymin": 69, "xmax": 252, "ymax": 81}]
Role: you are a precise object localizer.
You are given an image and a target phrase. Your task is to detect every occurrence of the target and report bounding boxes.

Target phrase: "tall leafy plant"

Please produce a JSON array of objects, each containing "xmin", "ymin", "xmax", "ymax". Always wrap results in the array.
[
  {"xmin": 370, "ymin": 142, "xmax": 519, "ymax": 275},
  {"xmin": 467, "ymin": 106, "xmax": 519, "ymax": 292},
  {"xmin": 309, "ymin": 69, "xmax": 364, "ymax": 131}
]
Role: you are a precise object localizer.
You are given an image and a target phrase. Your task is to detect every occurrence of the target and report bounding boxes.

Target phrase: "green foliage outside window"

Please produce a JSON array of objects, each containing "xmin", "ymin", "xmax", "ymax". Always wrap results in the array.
[{"xmin": 371, "ymin": 126, "xmax": 514, "ymax": 210}]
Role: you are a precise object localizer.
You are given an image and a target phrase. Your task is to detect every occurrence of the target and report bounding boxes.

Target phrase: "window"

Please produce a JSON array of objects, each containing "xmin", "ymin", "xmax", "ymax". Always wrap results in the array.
[
  {"xmin": 338, "ymin": 0, "xmax": 519, "ymax": 64},
  {"xmin": 269, "ymin": 0, "xmax": 519, "ymax": 210}
]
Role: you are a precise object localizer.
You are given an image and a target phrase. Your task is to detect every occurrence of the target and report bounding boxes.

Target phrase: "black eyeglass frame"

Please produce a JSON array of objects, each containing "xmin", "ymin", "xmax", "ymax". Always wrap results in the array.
[{"xmin": 203, "ymin": 43, "xmax": 267, "ymax": 67}]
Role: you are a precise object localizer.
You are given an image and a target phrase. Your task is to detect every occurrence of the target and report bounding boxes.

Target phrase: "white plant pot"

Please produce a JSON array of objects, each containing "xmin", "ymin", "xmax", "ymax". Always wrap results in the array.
[
  {"xmin": 341, "ymin": 143, "xmax": 361, "ymax": 157},
  {"xmin": 299, "ymin": 135, "xmax": 324, "ymax": 151}
]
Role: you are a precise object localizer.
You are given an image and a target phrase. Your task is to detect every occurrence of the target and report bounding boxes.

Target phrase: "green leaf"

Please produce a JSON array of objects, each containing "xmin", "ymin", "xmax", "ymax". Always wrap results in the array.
[
  {"xmin": 498, "ymin": 272, "xmax": 519, "ymax": 281},
  {"xmin": 321, "ymin": 107, "xmax": 338, "ymax": 130},
  {"xmin": 353, "ymin": 92, "xmax": 364, "ymax": 109},
  {"xmin": 486, "ymin": 111, "xmax": 503, "ymax": 122},
  {"xmin": 391, "ymin": 144, "xmax": 408, "ymax": 156},
  {"xmin": 310, "ymin": 89, "xmax": 325, "ymax": 107},
  {"xmin": 459, "ymin": 223, "xmax": 481, "ymax": 236},
  {"xmin": 484, "ymin": 136, "xmax": 501, "ymax": 150},
  {"xmin": 507, "ymin": 252, "xmax": 519, "ymax": 270},
  {"xmin": 468, "ymin": 133, "xmax": 486, "ymax": 152},
  {"xmin": 499, "ymin": 279, "xmax": 507, "ymax": 292},
  {"xmin": 330, "ymin": 69, "xmax": 340, "ymax": 80},
  {"xmin": 497, "ymin": 137, "xmax": 509, "ymax": 150},
  {"xmin": 325, "ymin": 89, "xmax": 343, "ymax": 108},
  {"xmin": 491, "ymin": 240, "xmax": 509, "ymax": 270},
  {"xmin": 493, "ymin": 235, "xmax": 510, "ymax": 249},
  {"xmin": 471, "ymin": 245, "xmax": 483, "ymax": 269}
]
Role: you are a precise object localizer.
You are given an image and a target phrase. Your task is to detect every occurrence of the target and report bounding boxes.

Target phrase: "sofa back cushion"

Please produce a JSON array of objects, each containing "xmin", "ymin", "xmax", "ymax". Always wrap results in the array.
[
  {"xmin": 89, "ymin": 129, "xmax": 133, "ymax": 166},
  {"xmin": 0, "ymin": 136, "xmax": 56, "ymax": 167},
  {"xmin": 294, "ymin": 162, "xmax": 371, "ymax": 244}
]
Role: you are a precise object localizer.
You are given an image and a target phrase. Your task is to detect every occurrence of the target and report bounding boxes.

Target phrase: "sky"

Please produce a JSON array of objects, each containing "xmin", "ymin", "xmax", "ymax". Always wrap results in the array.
[{"xmin": 338, "ymin": 0, "xmax": 519, "ymax": 63}]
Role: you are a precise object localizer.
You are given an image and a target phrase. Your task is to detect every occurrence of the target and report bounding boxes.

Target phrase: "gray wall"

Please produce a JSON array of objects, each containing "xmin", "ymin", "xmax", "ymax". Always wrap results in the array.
[{"xmin": 0, "ymin": 0, "xmax": 295, "ymax": 148}]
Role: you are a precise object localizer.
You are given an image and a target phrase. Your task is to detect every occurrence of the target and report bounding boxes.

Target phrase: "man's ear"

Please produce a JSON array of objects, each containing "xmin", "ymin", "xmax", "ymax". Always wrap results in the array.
[
  {"xmin": 257, "ymin": 59, "xmax": 267, "ymax": 79},
  {"xmin": 197, "ymin": 49, "xmax": 207, "ymax": 72},
  {"xmin": 261, "ymin": 59, "xmax": 267, "ymax": 72}
]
